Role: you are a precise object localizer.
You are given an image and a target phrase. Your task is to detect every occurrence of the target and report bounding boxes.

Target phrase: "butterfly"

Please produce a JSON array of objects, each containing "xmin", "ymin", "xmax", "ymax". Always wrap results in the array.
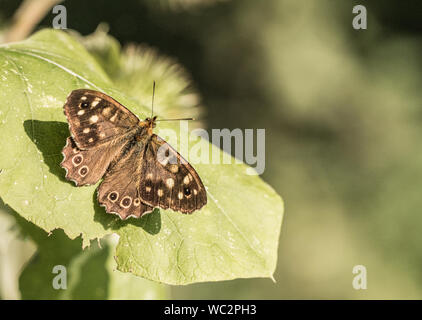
[{"xmin": 60, "ymin": 89, "xmax": 207, "ymax": 220}]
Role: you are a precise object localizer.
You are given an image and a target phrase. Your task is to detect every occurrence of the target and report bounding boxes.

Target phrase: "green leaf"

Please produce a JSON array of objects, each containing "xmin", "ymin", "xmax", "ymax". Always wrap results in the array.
[
  {"xmin": 0, "ymin": 29, "xmax": 284, "ymax": 285},
  {"xmin": 9, "ymin": 207, "xmax": 167, "ymax": 299}
]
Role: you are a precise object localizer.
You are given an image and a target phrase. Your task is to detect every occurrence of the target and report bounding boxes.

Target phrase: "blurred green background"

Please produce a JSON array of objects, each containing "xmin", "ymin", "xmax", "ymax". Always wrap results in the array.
[{"xmin": 1, "ymin": 0, "xmax": 422, "ymax": 299}]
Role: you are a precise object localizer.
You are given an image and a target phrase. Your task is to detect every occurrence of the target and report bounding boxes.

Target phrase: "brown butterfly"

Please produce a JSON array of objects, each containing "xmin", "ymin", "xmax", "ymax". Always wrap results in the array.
[{"xmin": 60, "ymin": 88, "xmax": 207, "ymax": 219}]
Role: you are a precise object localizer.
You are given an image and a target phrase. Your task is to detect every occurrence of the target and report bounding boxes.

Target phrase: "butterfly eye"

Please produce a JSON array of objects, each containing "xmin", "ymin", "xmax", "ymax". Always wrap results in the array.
[
  {"xmin": 120, "ymin": 196, "xmax": 132, "ymax": 208},
  {"xmin": 108, "ymin": 191, "xmax": 119, "ymax": 202},
  {"xmin": 78, "ymin": 166, "xmax": 89, "ymax": 177},
  {"xmin": 72, "ymin": 155, "xmax": 83, "ymax": 166},
  {"xmin": 81, "ymin": 102, "xmax": 89, "ymax": 108},
  {"xmin": 184, "ymin": 187, "xmax": 191, "ymax": 197}
]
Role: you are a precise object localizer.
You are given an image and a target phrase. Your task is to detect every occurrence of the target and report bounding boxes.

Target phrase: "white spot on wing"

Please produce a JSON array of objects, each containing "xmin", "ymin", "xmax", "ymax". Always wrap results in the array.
[
  {"xmin": 102, "ymin": 107, "xmax": 111, "ymax": 116},
  {"xmin": 91, "ymin": 97, "xmax": 101, "ymax": 107},
  {"xmin": 110, "ymin": 113, "xmax": 118, "ymax": 122},
  {"xmin": 166, "ymin": 178, "xmax": 174, "ymax": 188},
  {"xmin": 184, "ymin": 175, "xmax": 190, "ymax": 184},
  {"xmin": 90, "ymin": 115, "xmax": 99, "ymax": 123}
]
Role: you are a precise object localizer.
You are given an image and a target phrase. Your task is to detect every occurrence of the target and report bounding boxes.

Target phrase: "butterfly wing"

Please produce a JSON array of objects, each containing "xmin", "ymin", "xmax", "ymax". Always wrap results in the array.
[
  {"xmin": 61, "ymin": 137, "xmax": 128, "ymax": 186},
  {"xmin": 64, "ymin": 89, "xmax": 140, "ymax": 149},
  {"xmin": 138, "ymin": 135, "xmax": 207, "ymax": 213},
  {"xmin": 97, "ymin": 143, "xmax": 153, "ymax": 219}
]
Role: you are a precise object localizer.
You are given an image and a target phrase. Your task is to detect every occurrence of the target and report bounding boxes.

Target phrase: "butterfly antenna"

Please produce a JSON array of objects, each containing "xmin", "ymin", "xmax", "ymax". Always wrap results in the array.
[
  {"xmin": 151, "ymin": 81, "xmax": 156, "ymax": 118},
  {"xmin": 155, "ymin": 117, "xmax": 195, "ymax": 122},
  {"xmin": 151, "ymin": 81, "xmax": 194, "ymax": 122}
]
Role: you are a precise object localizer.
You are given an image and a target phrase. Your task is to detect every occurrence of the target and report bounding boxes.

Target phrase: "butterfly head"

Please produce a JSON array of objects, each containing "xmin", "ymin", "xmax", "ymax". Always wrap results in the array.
[{"xmin": 142, "ymin": 116, "xmax": 157, "ymax": 135}]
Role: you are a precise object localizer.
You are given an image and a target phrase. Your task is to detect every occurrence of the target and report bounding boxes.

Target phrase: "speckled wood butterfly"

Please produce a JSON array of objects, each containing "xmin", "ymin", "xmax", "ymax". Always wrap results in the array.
[{"xmin": 60, "ymin": 89, "xmax": 207, "ymax": 219}]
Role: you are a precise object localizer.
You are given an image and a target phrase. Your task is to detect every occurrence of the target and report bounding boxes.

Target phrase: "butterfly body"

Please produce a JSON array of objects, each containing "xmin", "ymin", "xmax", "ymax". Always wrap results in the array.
[{"xmin": 61, "ymin": 89, "xmax": 207, "ymax": 219}]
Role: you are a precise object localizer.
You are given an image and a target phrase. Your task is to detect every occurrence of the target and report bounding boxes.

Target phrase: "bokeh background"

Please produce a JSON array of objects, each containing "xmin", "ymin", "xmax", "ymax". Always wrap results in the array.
[{"xmin": 1, "ymin": 0, "xmax": 422, "ymax": 299}]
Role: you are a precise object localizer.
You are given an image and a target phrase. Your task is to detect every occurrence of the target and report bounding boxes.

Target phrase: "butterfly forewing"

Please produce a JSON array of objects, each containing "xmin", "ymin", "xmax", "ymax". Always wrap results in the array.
[
  {"xmin": 138, "ymin": 135, "xmax": 207, "ymax": 214},
  {"xmin": 64, "ymin": 89, "xmax": 139, "ymax": 149}
]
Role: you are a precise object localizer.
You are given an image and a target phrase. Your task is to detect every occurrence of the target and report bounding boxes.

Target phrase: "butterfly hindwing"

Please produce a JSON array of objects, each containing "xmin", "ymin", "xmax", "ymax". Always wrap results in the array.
[
  {"xmin": 64, "ymin": 89, "xmax": 139, "ymax": 149},
  {"xmin": 97, "ymin": 142, "xmax": 153, "ymax": 219},
  {"xmin": 138, "ymin": 135, "xmax": 207, "ymax": 214},
  {"xmin": 61, "ymin": 137, "xmax": 128, "ymax": 186}
]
